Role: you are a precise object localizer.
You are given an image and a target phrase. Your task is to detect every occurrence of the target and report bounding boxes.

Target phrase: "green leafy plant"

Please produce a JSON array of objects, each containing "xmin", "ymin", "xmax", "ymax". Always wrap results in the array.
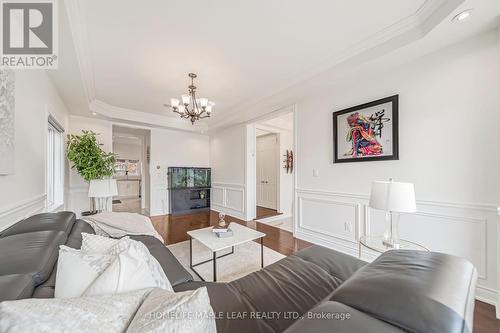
[{"xmin": 66, "ymin": 130, "xmax": 116, "ymax": 182}]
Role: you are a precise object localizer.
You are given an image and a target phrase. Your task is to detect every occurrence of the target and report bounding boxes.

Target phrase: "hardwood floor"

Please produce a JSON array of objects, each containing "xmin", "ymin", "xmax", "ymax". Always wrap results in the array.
[
  {"xmin": 151, "ymin": 210, "xmax": 310, "ymax": 255},
  {"xmin": 255, "ymin": 206, "xmax": 282, "ymax": 219},
  {"xmin": 150, "ymin": 210, "xmax": 500, "ymax": 333},
  {"xmin": 474, "ymin": 302, "xmax": 500, "ymax": 333}
]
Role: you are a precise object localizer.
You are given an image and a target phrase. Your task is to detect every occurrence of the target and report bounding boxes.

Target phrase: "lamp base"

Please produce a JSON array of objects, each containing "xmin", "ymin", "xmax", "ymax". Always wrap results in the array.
[
  {"xmin": 382, "ymin": 238, "xmax": 401, "ymax": 249},
  {"xmin": 383, "ymin": 211, "xmax": 401, "ymax": 249}
]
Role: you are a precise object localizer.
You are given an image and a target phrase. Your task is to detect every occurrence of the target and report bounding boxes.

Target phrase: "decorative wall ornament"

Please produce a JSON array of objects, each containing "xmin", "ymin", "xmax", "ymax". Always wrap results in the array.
[
  {"xmin": 283, "ymin": 150, "xmax": 293, "ymax": 174},
  {"xmin": 0, "ymin": 69, "xmax": 15, "ymax": 175},
  {"xmin": 333, "ymin": 95, "xmax": 399, "ymax": 163}
]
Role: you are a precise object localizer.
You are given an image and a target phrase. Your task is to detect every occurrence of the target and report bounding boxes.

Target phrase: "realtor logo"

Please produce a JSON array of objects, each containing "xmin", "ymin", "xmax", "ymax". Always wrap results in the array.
[{"xmin": 1, "ymin": 0, "xmax": 58, "ymax": 69}]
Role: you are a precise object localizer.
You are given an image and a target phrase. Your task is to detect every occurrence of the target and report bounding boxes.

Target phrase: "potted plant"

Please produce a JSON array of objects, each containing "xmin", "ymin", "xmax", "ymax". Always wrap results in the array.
[{"xmin": 66, "ymin": 130, "xmax": 117, "ymax": 214}]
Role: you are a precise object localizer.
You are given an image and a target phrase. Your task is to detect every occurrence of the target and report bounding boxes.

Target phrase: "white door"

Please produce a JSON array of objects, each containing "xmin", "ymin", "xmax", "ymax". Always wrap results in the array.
[{"xmin": 256, "ymin": 134, "xmax": 278, "ymax": 209}]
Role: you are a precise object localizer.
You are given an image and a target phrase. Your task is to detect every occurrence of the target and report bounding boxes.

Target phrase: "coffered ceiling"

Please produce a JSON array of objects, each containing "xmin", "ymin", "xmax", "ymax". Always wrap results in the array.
[{"xmin": 49, "ymin": 0, "xmax": 500, "ymax": 132}]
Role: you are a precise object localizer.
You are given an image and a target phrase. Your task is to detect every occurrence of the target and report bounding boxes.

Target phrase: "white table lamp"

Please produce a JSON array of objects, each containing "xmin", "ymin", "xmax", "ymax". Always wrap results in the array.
[
  {"xmin": 88, "ymin": 179, "xmax": 118, "ymax": 212},
  {"xmin": 369, "ymin": 178, "xmax": 416, "ymax": 248}
]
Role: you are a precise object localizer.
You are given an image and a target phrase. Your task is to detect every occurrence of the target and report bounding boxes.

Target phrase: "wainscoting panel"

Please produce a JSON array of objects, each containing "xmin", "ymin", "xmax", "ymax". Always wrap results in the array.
[
  {"xmin": 150, "ymin": 184, "xmax": 167, "ymax": 216},
  {"xmin": 226, "ymin": 188, "xmax": 244, "ymax": 213},
  {"xmin": 295, "ymin": 188, "xmax": 499, "ymax": 309},
  {"xmin": 367, "ymin": 208, "xmax": 487, "ymax": 279},
  {"xmin": 298, "ymin": 196, "xmax": 359, "ymax": 243},
  {"xmin": 211, "ymin": 187, "xmax": 224, "ymax": 207},
  {"xmin": 211, "ymin": 183, "xmax": 245, "ymax": 220},
  {"xmin": 0, "ymin": 194, "xmax": 46, "ymax": 231}
]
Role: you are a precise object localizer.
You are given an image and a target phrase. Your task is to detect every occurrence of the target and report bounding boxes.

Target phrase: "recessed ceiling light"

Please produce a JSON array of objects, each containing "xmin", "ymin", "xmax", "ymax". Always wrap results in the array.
[
  {"xmin": 452, "ymin": 9, "xmax": 473, "ymax": 22},
  {"xmin": 92, "ymin": 112, "xmax": 97, "ymax": 116}
]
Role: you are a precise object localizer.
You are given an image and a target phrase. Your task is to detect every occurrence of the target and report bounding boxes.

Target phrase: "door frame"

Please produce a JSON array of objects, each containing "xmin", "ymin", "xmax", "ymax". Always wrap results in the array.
[
  {"xmin": 245, "ymin": 105, "xmax": 296, "ymax": 233},
  {"xmin": 111, "ymin": 122, "xmax": 152, "ymax": 214}
]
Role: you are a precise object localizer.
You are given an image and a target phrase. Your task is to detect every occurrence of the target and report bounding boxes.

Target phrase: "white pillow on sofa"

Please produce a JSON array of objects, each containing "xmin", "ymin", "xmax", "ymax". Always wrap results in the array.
[
  {"xmin": 81, "ymin": 233, "xmax": 129, "ymax": 253},
  {"xmin": 84, "ymin": 245, "xmax": 157, "ymax": 296},
  {"xmin": 55, "ymin": 235, "xmax": 172, "ymax": 298},
  {"xmin": 0, "ymin": 288, "xmax": 216, "ymax": 333},
  {"xmin": 0, "ymin": 289, "xmax": 151, "ymax": 333},
  {"xmin": 126, "ymin": 287, "xmax": 216, "ymax": 333},
  {"xmin": 81, "ymin": 233, "xmax": 173, "ymax": 292},
  {"xmin": 54, "ymin": 246, "xmax": 113, "ymax": 298}
]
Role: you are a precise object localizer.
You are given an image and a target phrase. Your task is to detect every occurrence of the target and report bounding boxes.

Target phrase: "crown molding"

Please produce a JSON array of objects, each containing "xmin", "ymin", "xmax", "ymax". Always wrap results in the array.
[
  {"xmin": 65, "ymin": 0, "xmax": 95, "ymax": 102},
  {"xmin": 90, "ymin": 99, "xmax": 208, "ymax": 133}
]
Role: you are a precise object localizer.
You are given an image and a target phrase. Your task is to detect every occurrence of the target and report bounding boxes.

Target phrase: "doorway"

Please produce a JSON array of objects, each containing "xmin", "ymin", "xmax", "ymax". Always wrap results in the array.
[
  {"xmin": 111, "ymin": 125, "xmax": 151, "ymax": 215},
  {"xmin": 256, "ymin": 133, "xmax": 279, "ymax": 217},
  {"xmin": 251, "ymin": 110, "xmax": 294, "ymax": 232}
]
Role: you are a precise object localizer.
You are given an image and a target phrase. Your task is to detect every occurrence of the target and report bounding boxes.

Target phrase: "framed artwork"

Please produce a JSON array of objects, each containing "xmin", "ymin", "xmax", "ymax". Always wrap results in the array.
[
  {"xmin": 0, "ymin": 69, "xmax": 15, "ymax": 175},
  {"xmin": 333, "ymin": 95, "xmax": 398, "ymax": 163}
]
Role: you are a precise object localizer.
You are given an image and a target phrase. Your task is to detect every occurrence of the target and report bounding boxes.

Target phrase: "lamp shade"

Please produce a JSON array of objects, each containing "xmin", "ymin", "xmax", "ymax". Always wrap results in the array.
[
  {"xmin": 88, "ymin": 179, "xmax": 118, "ymax": 198},
  {"xmin": 369, "ymin": 179, "xmax": 416, "ymax": 213}
]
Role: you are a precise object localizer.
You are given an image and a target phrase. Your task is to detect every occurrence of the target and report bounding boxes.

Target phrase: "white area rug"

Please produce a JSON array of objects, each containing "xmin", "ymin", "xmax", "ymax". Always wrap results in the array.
[
  {"xmin": 167, "ymin": 240, "xmax": 285, "ymax": 282},
  {"xmin": 256, "ymin": 215, "xmax": 293, "ymax": 233}
]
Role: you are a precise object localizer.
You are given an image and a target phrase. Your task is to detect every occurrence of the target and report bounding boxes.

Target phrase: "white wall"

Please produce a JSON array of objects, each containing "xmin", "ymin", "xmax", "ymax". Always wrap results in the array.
[
  {"xmin": 293, "ymin": 31, "xmax": 500, "ymax": 306},
  {"xmin": 149, "ymin": 128, "xmax": 210, "ymax": 216},
  {"xmin": 0, "ymin": 70, "xmax": 69, "ymax": 230},
  {"xmin": 209, "ymin": 124, "xmax": 247, "ymax": 219}
]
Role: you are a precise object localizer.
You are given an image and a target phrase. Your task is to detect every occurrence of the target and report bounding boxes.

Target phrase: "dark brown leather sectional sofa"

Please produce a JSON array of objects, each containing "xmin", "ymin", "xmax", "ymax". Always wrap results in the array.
[{"xmin": 0, "ymin": 212, "xmax": 477, "ymax": 332}]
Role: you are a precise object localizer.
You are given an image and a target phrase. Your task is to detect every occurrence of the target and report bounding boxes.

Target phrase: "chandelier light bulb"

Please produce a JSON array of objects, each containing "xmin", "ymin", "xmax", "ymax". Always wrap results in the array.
[
  {"xmin": 170, "ymin": 98, "xmax": 180, "ymax": 108},
  {"xmin": 199, "ymin": 98, "xmax": 208, "ymax": 108},
  {"xmin": 181, "ymin": 94, "xmax": 190, "ymax": 105}
]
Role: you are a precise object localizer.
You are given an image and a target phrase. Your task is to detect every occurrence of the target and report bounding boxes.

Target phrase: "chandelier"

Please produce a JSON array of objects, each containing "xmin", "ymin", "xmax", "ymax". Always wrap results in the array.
[{"xmin": 168, "ymin": 73, "xmax": 214, "ymax": 125}]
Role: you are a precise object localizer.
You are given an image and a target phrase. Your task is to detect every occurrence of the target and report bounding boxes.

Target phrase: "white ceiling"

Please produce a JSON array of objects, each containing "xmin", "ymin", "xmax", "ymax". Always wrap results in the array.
[
  {"xmin": 85, "ymin": 0, "xmax": 423, "ymax": 115},
  {"xmin": 51, "ymin": 0, "xmax": 500, "ymax": 132}
]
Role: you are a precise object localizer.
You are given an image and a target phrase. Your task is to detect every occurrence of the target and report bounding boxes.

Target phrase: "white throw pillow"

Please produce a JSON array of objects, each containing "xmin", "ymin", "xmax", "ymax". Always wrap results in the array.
[
  {"xmin": 83, "ymin": 234, "xmax": 173, "ymax": 292},
  {"xmin": 54, "ymin": 246, "xmax": 114, "ymax": 298},
  {"xmin": 0, "ymin": 289, "xmax": 152, "ymax": 333},
  {"xmin": 126, "ymin": 287, "xmax": 216, "ymax": 333},
  {"xmin": 84, "ymin": 245, "xmax": 157, "ymax": 296},
  {"xmin": 81, "ymin": 233, "xmax": 129, "ymax": 253}
]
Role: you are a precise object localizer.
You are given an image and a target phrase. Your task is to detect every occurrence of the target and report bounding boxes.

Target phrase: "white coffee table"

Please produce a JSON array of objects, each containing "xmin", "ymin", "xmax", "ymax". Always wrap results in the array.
[{"xmin": 187, "ymin": 222, "xmax": 266, "ymax": 282}]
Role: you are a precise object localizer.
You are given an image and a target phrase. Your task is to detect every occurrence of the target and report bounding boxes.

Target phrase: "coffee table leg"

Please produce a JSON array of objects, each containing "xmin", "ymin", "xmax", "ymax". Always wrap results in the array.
[
  {"xmin": 213, "ymin": 251, "xmax": 217, "ymax": 282},
  {"xmin": 261, "ymin": 237, "xmax": 264, "ymax": 268}
]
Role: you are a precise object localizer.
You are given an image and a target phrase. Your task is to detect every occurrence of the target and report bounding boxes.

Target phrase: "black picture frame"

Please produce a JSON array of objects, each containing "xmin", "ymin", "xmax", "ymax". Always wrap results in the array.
[{"xmin": 333, "ymin": 95, "xmax": 399, "ymax": 163}]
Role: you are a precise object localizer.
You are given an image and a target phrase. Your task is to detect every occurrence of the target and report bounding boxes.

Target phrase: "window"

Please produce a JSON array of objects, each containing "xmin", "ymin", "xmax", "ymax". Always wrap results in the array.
[{"xmin": 47, "ymin": 116, "xmax": 64, "ymax": 210}]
